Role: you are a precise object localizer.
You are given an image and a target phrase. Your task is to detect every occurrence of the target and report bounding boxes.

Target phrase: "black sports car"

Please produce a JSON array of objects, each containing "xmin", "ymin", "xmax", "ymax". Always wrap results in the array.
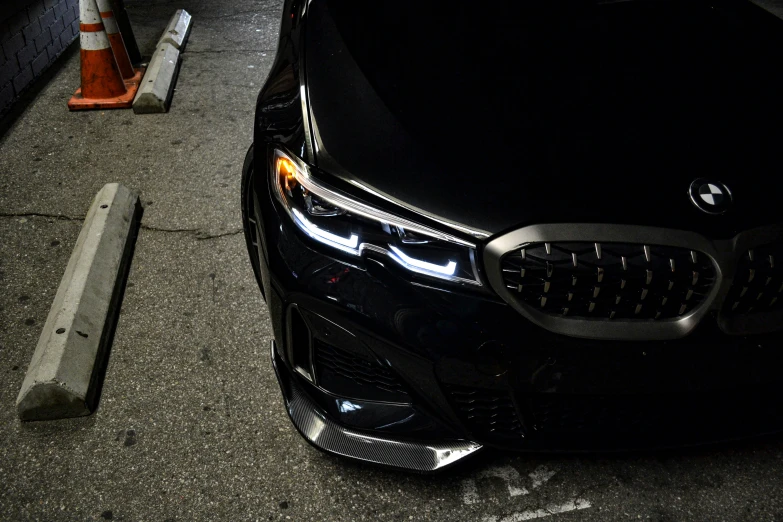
[{"xmin": 242, "ymin": 0, "xmax": 783, "ymax": 471}]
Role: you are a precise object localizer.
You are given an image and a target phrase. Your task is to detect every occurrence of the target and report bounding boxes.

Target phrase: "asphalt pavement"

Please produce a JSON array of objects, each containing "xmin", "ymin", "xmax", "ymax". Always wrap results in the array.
[{"xmin": 1, "ymin": 1, "xmax": 783, "ymax": 521}]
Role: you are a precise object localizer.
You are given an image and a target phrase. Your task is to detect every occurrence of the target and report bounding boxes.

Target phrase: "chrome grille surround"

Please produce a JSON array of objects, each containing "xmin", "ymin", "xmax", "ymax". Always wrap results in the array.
[{"xmin": 484, "ymin": 224, "xmax": 783, "ymax": 340}]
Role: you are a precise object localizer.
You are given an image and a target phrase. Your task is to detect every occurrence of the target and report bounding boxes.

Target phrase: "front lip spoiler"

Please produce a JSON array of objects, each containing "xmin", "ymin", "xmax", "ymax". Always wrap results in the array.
[{"xmin": 270, "ymin": 340, "xmax": 482, "ymax": 472}]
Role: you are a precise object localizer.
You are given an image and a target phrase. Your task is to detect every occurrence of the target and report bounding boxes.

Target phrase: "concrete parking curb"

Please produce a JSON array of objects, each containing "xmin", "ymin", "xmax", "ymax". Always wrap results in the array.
[
  {"xmin": 158, "ymin": 9, "xmax": 192, "ymax": 50},
  {"xmin": 132, "ymin": 43, "xmax": 181, "ymax": 114},
  {"xmin": 16, "ymin": 184, "xmax": 142, "ymax": 421}
]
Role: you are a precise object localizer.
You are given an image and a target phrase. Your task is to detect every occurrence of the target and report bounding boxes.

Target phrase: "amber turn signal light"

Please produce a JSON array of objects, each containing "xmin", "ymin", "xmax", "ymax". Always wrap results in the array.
[{"xmin": 277, "ymin": 156, "xmax": 298, "ymax": 192}]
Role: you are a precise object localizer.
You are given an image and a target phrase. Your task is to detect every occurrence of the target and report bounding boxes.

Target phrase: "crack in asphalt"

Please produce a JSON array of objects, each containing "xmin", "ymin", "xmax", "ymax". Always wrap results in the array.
[
  {"xmin": 0, "ymin": 214, "xmax": 242, "ymax": 241},
  {"xmin": 0, "ymin": 212, "xmax": 84, "ymax": 221},
  {"xmin": 140, "ymin": 224, "xmax": 243, "ymax": 240},
  {"xmin": 195, "ymin": 229, "xmax": 243, "ymax": 240},
  {"xmin": 185, "ymin": 49, "xmax": 275, "ymax": 54},
  {"xmin": 197, "ymin": 9, "xmax": 272, "ymax": 20},
  {"xmin": 139, "ymin": 225, "xmax": 199, "ymax": 234}
]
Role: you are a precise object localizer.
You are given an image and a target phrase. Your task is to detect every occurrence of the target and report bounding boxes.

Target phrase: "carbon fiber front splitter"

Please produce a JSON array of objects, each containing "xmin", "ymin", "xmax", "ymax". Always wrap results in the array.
[{"xmin": 270, "ymin": 340, "xmax": 482, "ymax": 472}]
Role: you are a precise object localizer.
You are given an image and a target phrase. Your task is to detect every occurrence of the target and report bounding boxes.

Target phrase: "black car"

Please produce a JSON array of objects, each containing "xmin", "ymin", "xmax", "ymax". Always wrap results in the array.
[{"xmin": 242, "ymin": 0, "xmax": 783, "ymax": 471}]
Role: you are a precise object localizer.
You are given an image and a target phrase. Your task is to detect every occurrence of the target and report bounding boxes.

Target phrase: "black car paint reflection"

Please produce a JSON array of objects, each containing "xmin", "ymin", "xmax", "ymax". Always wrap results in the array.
[{"xmin": 242, "ymin": 0, "xmax": 783, "ymax": 470}]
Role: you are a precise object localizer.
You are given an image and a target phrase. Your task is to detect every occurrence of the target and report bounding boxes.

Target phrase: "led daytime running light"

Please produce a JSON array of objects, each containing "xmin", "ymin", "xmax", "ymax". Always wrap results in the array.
[
  {"xmin": 272, "ymin": 148, "xmax": 481, "ymax": 286},
  {"xmin": 388, "ymin": 246, "xmax": 457, "ymax": 276},
  {"xmin": 292, "ymin": 208, "xmax": 360, "ymax": 254}
]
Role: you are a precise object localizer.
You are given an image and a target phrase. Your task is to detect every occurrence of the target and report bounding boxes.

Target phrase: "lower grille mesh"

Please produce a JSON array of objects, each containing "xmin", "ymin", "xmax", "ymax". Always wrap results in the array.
[
  {"xmin": 313, "ymin": 340, "xmax": 409, "ymax": 401},
  {"xmin": 446, "ymin": 385, "xmax": 524, "ymax": 441},
  {"xmin": 501, "ymin": 242, "xmax": 716, "ymax": 320},
  {"xmin": 528, "ymin": 392, "xmax": 783, "ymax": 443}
]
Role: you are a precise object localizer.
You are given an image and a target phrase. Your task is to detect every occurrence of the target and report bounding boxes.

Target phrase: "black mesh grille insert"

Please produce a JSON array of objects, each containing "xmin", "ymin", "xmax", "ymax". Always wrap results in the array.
[
  {"xmin": 501, "ymin": 242, "xmax": 717, "ymax": 320},
  {"xmin": 530, "ymin": 394, "xmax": 647, "ymax": 436},
  {"xmin": 724, "ymin": 244, "xmax": 783, "ymax": 315},
  {"xmin": 313, "ymin": 340, "xmax": 410, "ymax": 402},
  {"xmin": 446, "ymin": 385, "xmax": 524, "ymax": 441},
  {"xmin": 527, "ymin": 392, "xmax": 783, "ymax": 444}
]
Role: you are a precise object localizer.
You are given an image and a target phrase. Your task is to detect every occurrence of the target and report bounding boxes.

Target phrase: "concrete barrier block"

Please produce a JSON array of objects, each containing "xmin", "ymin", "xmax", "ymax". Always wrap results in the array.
[
  {"xmin": 158, "ymin": 9, "xmax": 192, "ymax": 51},
  {"xmin": 16, "ymin": 183, "xmax": 142, "ymax": 421},
  {"xmin": 132, "ymin": 43, "xmax": 181, "ymax": 114}
]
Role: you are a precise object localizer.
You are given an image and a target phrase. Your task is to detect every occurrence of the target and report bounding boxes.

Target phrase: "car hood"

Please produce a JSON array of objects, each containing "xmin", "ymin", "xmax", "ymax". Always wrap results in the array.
[{"xmin": 305, "ymin": 0, "xmax": 783, "ymax": 238}]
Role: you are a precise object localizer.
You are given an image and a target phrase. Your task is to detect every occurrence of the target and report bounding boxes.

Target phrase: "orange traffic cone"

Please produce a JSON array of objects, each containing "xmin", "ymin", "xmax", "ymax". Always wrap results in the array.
[
  {"xmin": 96, "ymin": 0, "xmax": 143, "ymax": 86},
  {"xmin": 68, "ymin": 0, "xmax": 140, "ymax": 110}
]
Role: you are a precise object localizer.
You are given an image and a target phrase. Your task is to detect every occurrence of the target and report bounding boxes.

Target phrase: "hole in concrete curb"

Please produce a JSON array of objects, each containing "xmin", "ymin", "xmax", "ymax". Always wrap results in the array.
[
  {"xmin": 124, "ymin": 429, "xmax": 137, "ymax": 447},
  {"xmin": 76, "ymin": 331, "xmax": 89, "ymax": 338},
  {"xmin": 100, "ymin": 205, "xmax": 108, "ymax": 209},
  {"xmin": 56, "ymin": 328, "xmax": 66, "ymax": 334}
]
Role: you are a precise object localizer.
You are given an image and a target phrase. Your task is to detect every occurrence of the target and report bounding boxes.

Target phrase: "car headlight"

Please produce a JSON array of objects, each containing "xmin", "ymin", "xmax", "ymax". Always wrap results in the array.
[{"xmin": 271, "ymin": 148, "xmax": 481, "ymax": 286}]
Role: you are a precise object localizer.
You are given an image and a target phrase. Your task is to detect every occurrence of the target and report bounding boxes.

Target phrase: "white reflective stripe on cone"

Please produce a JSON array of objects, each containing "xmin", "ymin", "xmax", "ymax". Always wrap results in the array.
[
  {"xmin": 81, "ymin": 30, "xmax": 112, "ymax": 51},
  {"xmin": 79, "ymin": 0, "xmax": 102, "ymax": 25},
  {"xmin": 101, "ymin": 15, "xmax": 120, "ymax": 34},
  {"xmin": 95, "ymin": 0, "xmax": 120, "ymax": 34}
]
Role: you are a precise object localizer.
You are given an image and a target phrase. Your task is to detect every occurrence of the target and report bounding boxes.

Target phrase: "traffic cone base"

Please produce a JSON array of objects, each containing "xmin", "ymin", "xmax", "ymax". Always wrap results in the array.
[
  {"xmin": 68, "ymin": 76, "xmax": 139, "ymax": 110},
  {"xmin": 126, "ymin": 67, "xmax": 145, "ymax": 87}
]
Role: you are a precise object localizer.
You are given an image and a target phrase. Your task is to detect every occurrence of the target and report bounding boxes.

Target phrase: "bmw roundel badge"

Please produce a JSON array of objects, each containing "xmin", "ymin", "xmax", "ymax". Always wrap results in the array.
[{"xmin": 689, "ymin": 179, "xmax": 732, "ymax": 215}]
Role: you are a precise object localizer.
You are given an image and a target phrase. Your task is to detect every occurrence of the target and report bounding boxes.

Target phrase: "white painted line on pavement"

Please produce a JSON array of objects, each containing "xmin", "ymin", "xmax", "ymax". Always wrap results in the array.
[
  {"xmin": 483, "ymin": 498, "xmax": 592, "ymax": 522},
  {"xmin": 529, "ymin": 465, "xmax": 558, "ymax": 489},
  {"xmin": 462, "ymin": 465, "xmax": 529, "ymax": 504}
]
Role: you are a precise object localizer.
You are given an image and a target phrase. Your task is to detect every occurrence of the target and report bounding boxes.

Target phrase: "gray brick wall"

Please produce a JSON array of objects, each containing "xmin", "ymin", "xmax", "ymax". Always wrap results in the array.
[{"xmin": 0, "ymin": 0, "xmax": 80, "ymax": 117}]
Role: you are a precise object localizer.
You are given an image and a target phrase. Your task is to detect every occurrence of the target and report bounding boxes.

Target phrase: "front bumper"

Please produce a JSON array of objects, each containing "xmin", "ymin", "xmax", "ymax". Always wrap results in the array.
[
  {"xmin": 245, "ymin": 148, "xmax": 783, "ymax": 471},
  {"xmin": 271, "ymin": 339, "xmax": 482, "ymax": 472}
]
